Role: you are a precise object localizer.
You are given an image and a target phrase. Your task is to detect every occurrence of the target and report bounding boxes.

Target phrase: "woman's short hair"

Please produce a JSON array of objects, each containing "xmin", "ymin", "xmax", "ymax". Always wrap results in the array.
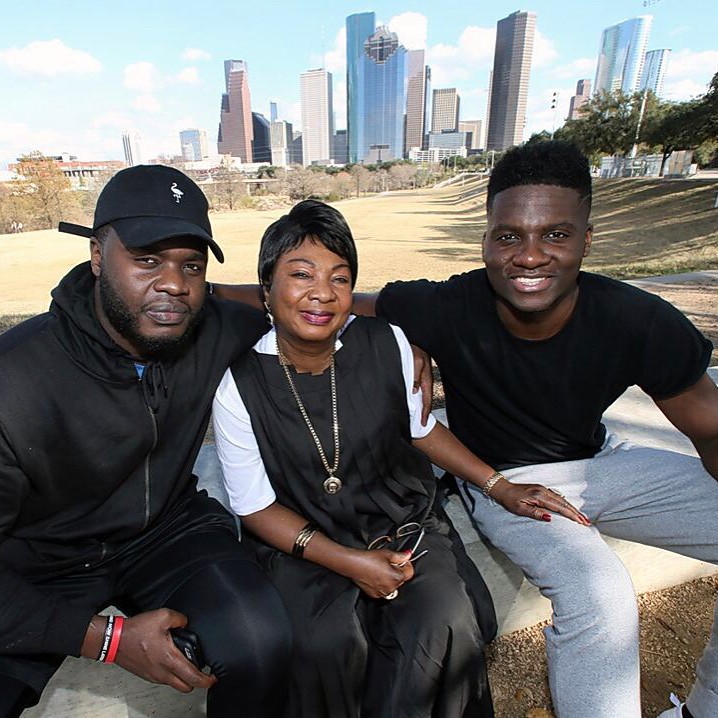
[
  {"xmin": 258, "ymin": 200, "xmax": 358, "ymax": 288},
  {"xmin": 487, "ymin": 140, "xmax": 592, "ymax": 212}
]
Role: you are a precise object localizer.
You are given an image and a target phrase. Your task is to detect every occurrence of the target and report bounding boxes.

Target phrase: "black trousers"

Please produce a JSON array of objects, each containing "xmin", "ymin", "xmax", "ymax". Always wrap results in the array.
[{"xmin": 0, "ymin": 492, "xmax": 292, "ymax": 718}]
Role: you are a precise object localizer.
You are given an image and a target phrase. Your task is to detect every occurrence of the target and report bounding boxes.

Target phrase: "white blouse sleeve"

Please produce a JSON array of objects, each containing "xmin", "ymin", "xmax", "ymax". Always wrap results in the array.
[
  {"xmin": 212, "ymin": 367, "xmax": 276, "ymax": 516},
  {"xmin": 389, "ymin": 324, "xmax": 437, "ymax": 439}
]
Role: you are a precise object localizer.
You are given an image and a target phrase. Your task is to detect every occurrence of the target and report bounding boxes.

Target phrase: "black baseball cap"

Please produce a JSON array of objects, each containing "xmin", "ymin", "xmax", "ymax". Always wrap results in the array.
[{"xmin": 58, "ymin": 164, "xmax": 224, "ymax": 263}]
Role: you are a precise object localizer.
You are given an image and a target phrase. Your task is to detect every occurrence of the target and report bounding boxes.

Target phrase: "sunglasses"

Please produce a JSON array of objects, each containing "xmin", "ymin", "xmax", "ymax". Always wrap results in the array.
[{"xmin": 367, "ymin": 521, "xmax": 429, "ymax": 566}]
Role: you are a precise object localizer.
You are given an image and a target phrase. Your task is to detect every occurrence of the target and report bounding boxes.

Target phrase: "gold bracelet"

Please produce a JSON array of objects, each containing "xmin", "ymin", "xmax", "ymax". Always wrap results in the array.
[
  {"xmin": 482, "ymin": 471, "xmax": 505, "ymax": 497},
  {"xmin": 292, "ymin": 523, "xmax": 318, "ymax": 558}
]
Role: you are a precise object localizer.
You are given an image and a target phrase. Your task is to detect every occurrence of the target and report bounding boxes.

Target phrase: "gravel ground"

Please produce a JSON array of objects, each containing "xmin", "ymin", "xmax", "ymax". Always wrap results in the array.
[{"xmin": 486, "ymin": 282, "xmax": 718, "ymax": 718}]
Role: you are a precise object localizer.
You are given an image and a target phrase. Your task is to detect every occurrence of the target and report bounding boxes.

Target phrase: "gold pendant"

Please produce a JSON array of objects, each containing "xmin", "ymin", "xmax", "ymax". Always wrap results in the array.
[{"xmin": 323, "ymin": 476, "xmax": 343, "ymax": 494}]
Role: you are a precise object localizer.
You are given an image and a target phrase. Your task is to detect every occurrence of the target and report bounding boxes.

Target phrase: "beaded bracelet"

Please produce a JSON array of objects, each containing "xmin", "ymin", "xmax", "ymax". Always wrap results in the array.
[{"xmin": 482, "ymin": 471, "xmax": 506, "ymax": 497}]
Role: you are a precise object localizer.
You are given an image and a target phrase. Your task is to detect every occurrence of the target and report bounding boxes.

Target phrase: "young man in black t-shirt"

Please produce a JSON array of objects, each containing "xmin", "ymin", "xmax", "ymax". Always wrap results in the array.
[{"xmin": 358, "ymin": 142, "xmax": 718, "ymax": 718}]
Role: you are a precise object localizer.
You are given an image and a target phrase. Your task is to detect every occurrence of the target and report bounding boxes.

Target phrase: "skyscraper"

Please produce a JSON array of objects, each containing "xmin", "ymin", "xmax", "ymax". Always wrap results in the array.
[
  {"xmin": 217, "ymin": 59, "xmax": 253, "ymax": 161},
  {"xmin": 640, "ymin": 49, "xmax": 670, "ymax": 96},
  {"xmin": 179, "ymin": 128, "xmax": 209, "ymax": 161},
  {"xmin": 431, "ymin": 88, "xmax": 460, "ymax": 133},
  {"xmin": 486, "ymin": 11, "xmax": 536, "ymax": 151},
  {"xmin": 594, "ymin": 16, "xmax": 653, "ymax": 94},
  {"xmin": 300, "ymin": 68, "xmax": 334, "ymax": 165},
  {"xmin": 270, "ymin": 120, "xmax": 293, "ymax": 167},
  {"xmin": 458, "ymin": 120, "xmax": 483, "ymax": 150},
  {"xmin": 346, "ymin": 12, "xmax": 407, "ymax": 164},
  {"xmin": 252, "ymin": 112, "xmax": 271, "ymax": 163},
  {"xmin": 404, "ymin": 50, "xmax": 430, "ymax": 156},
  {"xmin": 568, "ymin": 79, "xmax": 592, "ymax": 120},
  {"xmin": 122, "ymin": 130, "xmax": 143, "ymax": 166}
]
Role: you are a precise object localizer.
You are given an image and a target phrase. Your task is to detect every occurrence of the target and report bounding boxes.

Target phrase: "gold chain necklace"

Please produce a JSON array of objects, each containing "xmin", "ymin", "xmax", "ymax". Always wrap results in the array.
[{"xmin": 276, "ymin": 338, "xmax": 342, "ymax": 495}]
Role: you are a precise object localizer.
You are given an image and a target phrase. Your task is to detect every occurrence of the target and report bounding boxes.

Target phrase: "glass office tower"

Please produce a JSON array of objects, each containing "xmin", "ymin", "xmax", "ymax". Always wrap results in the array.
[
  {"xmin": 594, "ymin": 16, "xmax": 653, "ymax": 94},
  {"xmin": 346, "ymin": 11, "xmax": 407, "ymax": 163}
]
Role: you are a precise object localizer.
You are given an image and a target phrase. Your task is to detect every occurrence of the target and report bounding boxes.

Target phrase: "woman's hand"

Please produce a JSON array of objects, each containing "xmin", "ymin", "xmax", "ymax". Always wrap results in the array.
[
  {"xmin": 343, "ymin": 548, "xmax": 415, "ymax": 599},
  {"xmin": 489, "ymin": 479, "xmax": 591, "ymax": 526}
]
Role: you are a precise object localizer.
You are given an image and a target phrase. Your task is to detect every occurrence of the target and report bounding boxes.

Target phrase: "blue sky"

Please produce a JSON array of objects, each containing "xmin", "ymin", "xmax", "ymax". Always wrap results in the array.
[{"xmin": 1, "ymin": 0, "xmax": 716, "ymax": 169}]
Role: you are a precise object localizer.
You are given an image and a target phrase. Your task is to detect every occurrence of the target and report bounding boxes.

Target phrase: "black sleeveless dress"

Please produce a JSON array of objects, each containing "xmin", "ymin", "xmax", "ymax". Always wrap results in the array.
[{"xmin": 231, "ymin": 317, "xmax": 496, "ymax": 718}]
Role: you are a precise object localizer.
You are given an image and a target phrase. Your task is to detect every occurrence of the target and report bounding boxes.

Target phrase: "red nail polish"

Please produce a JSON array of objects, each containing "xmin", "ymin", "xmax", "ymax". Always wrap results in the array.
[{"xmin": 542, "ymin": 513, "xmax": 552, "ymax": 522}]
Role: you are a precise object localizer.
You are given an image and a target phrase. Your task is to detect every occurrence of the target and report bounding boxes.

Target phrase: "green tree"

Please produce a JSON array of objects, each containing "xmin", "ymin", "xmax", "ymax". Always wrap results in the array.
[
  {"xmin": 641, "ymin": 98, "xmax": 704, "ymax": 175},
  {"xmin": 555, "ymin": 90, "xmax": 653, "ymax": 158}
]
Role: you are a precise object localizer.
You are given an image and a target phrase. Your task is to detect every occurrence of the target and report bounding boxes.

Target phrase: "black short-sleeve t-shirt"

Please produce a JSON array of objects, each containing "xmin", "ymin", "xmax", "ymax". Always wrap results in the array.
[{"xmin": 377, "ymin": 269, "xmax": 712, "ymax": 470}]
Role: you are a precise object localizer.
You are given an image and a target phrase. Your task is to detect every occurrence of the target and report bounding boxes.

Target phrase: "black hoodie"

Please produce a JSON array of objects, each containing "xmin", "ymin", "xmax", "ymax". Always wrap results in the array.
[{"xmin": 0, "ymin": 262, "xmax": 267, "ymax": 657}]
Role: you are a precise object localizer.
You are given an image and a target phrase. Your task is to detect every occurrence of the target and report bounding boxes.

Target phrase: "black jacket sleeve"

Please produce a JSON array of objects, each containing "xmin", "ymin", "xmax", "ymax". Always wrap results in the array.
[{"xmin": 0, "ymin": 434, "xmax": 94, "ymax": 657}]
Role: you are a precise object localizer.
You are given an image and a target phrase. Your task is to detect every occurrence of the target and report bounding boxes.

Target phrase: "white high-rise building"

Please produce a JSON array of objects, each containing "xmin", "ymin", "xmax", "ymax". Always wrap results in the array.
[
  {"xmin": 300, "ymin": 68, "xmax": 334, "ymax": 166},
  {"xmin": 640, "ymin": 49, "xmax": 670, "ymax": 96},
  {"xmin": 594, "ymin": 16, "xmax": 653, "ymax": 94},
  {"xmin": 122, "ymin": 130, "xmax": 144, "ymax": 166}
]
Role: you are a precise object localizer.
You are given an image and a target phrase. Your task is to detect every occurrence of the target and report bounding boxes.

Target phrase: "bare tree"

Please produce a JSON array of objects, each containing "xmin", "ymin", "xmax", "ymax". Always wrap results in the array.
[{"xmin": 8, "ymin": 152, "xmax": 80, "ymax": 230}]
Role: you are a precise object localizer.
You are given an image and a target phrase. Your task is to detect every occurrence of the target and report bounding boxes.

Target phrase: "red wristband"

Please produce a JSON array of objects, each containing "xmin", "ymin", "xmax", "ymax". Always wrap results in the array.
[{"xmin": 104, "ymin": 615, "xmax": 124, "ymax": 664}]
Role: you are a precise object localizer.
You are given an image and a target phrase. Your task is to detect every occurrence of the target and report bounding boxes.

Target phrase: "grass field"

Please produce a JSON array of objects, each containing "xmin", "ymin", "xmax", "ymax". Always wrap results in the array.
[{"xmin": 2, "ymin": 177, "xmax": 717, "ymax": 318}]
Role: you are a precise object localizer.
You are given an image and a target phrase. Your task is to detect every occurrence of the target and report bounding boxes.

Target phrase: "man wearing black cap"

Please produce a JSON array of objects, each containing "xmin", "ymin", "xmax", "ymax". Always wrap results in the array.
[{"xmin": 0, "ymin": 165, "xmax": 291, "ymax": 717}]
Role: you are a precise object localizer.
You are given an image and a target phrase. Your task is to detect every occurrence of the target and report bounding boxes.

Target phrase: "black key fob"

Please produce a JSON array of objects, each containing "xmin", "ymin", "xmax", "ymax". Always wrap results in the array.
[{"xmin": 170, "ymin": 627, "xmax": 205, "ymax": 669}]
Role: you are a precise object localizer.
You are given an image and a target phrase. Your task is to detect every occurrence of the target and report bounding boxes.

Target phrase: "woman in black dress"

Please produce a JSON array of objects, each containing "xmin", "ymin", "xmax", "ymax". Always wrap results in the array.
[{"xmin": 212, "ymin": 200, "xmax": 587, "ymax": 718}]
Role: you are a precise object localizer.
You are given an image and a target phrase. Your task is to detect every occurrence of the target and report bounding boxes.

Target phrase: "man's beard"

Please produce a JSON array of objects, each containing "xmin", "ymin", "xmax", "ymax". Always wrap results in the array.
[{"xmin": 99, "ymin": 271, "xmax": 202, "ymax": 360}]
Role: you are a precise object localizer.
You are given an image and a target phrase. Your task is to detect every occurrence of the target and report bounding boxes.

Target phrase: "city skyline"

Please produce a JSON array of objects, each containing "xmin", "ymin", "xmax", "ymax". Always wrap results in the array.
[{"xmin": 1, "ymin": 0, "xmax": 716, "ymax": 169}]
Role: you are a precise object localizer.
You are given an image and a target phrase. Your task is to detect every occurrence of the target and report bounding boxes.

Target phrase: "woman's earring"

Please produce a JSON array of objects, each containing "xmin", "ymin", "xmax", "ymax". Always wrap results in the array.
[{"xmin": 263, "ymin": 301, "xmax": 274, "ymax": 327}]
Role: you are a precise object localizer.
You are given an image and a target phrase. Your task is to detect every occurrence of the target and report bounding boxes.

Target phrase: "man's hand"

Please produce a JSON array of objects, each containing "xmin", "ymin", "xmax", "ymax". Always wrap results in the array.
[
  {"xmin": 84, "ymin": 609, "xmax": 216, "ymax": 693},
  {"xmin": 410, "ymin": 345, "xmax": 433, "ymax": 425},
  {"xmin": 489, "ymin": 479, "xmax": 591, "ymax": 525}
]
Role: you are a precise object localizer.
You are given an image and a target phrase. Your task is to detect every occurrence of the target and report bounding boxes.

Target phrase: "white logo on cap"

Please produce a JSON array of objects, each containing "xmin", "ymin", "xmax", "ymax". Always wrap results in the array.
[{"xmin": 171, "ymin": 182, "xmax": 184, "ymax": 204}]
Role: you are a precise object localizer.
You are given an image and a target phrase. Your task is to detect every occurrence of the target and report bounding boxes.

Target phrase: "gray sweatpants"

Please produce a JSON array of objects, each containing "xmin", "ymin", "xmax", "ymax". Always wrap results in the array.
[{"xmin": 463, "ymin": 434, "xmax": 718, "ymax": 718}]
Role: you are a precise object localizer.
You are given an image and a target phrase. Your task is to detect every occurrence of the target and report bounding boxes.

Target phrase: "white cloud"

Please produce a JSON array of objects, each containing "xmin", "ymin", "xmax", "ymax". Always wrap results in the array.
[
  {"xmin": 657, "ymin": 50, "xmax": 718, "ymax": 100},
  {"xmin": 550, "ymin": 57, "xmax": 596, "ymax": 82},
  {"xmin": 323, "ymin": 27, "xmax": 346, "ymax": 74},
  {"xmin": 0, "ymin": 121, "xmax": 102, "ymax": 167},
  {"xmin": 0, "ymin": 39, "xmax": 101, "ymax": 77},
  {"xmin": 663, "ymin": 77, "xmax": 711, "ymax": 101},
  {"xmin": 92, "ymin": 113, "xmax": 131, "ymax": 129},
  {"xmin": 458, "ymin": 27, "xmax": 495, "ymax": 64},
  {"xmin": 664, "ymin": 49, "xmax": 718, "ymax": 85},
  {"xmin": 388, "ymin": 12, "xmax": 427, "ymax": 50},
  {"xmin": 182, "ymin": 48, "xmax": 211, "ymax": 62},
  {"xmin": 123, "ymin": 62, "xmax": 159, "ymax": 92},
  {"xmin": 532, "ymin": 31, "xmax": 559, "ymax": 68},
  {"xmin": 176, "ymin": 67, "xmax": 199, "ymax": 84},
  {"xmin": 132, "ymin": 94, "xmax": 161, "ymax": 113},
  {"xmin": 426, "ymin": 26, "xmax": 495, "ymax": 86}
]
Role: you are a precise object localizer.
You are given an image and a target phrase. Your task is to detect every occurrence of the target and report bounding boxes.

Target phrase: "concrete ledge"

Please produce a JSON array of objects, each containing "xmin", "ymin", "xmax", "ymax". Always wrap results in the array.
[{"xmin": 24, "ymin": 368, "xmax": 718, "ymax": 717}]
